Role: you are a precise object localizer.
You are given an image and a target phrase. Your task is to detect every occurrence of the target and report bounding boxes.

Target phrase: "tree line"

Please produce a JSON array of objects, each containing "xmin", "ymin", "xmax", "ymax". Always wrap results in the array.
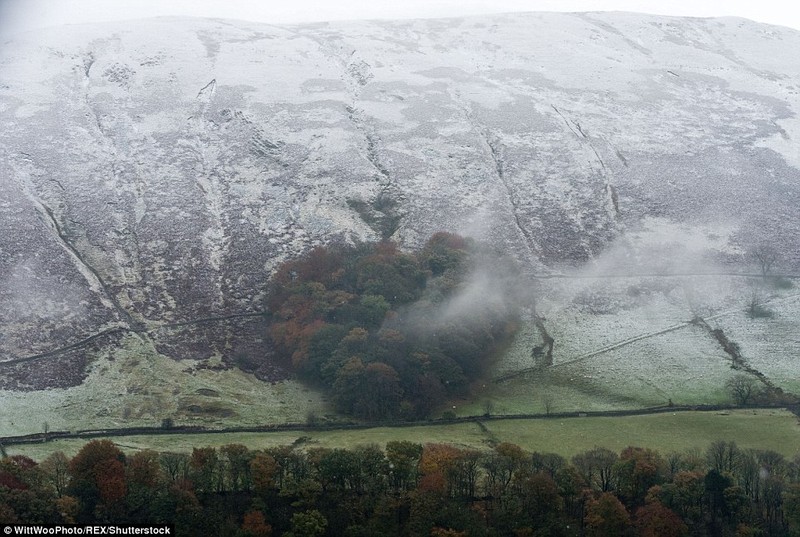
[
  {"xmin": 2, "ymin": 438, "xmax": 800, "ymax": 536},
  {"xmin": 262, "ymin": 233, "xmax": 521, "ymax": 421}
]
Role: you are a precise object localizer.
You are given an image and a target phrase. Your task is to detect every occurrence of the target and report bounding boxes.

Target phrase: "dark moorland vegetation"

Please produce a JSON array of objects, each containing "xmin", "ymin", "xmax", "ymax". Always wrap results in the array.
[
  {"xmin": 262, "ymin": 233, "xmax": 521, "ymax": 420},
  {"xmin": 2, "ymin": 438, "xmax": 800, "ymax": 536}
]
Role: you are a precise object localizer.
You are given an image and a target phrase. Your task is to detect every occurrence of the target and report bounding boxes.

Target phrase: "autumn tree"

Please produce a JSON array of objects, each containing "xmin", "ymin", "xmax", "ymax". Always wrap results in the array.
[
  {"xmin": 242, "ymin": 509, "xmax": 272, "ymax": 537},
  {"xmin": 520, "ymin": 471, "xmax": 564, "ymax": 528},
  {"xmin": 5, "ymin": 436, "xmax": 800, "ymax": 534},
  {"xmin": 418, "ymin": 444, "xmax": 462, "ymax": 496},
  {"xmin": 0, "ymin": 456, "xmax": 56, "ymax": 524},
  {"xmin": 39, "ymin": 451, "xmax": 70, "ymax": 498},
  {"xmin": 659, "ymin": 471, "xmax": 705, "ymax": 527},
  {"xmin": 125, "ymin": 450, "xmax": 161, "ymax": 521},
  {"xmin": 67, "ymin": 440, "xmax": 126, "ymax": 522},
  {"xmin": 94, "ymin": 458, "xmax": 126, "ymax": 506},
  {"xmin": 167, "ymin": 484, "xmax": 204, "ymax": 534},
  {"xmin": 250, "ymin": 452, "xmax": 279, "ymax": 495},
  {"xmin": 331, "ymin": 356, "xmax": 367, "ymax": 416},
  {"xmin": 421, "ymin": 232, "xmax": 470, "ymax": 277},
  {"xmin": 189, "ymin": 447, "xmax": 220, "ymax": 493},
  {"xmin": 615, "ymin": 447, "xmax": 664, "ymax": 506},
  {"xmin": 221, "ymin": 444, "xmax": 252, "ymax": 492},
  {"xmin": 127, "ymin": 450, "xmax": 160, "ymax": 491},
  {"xmin": 634, "ymin": 497, "xmax": 688, "ymax": 537},
  {"xmin": 354, "ymin": 362, "xmax": 403, "ymax": 420},
  {"xmin": 352, "ymin": 245, "xmax": 426, "ymax": 305},
  {"xmin": 55, "ymin": 495, "xmax": 79, "ymax": 524},
  {"xmin": 585, "ymin": 492, "xmax": 632, "ymax": 537}
]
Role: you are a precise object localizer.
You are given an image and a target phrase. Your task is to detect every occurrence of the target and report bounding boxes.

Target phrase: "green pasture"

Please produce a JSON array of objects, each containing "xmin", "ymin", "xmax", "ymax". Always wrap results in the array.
[{"xmin": 8, "ymin": 409, "xmax": 799, "ymax": 461}]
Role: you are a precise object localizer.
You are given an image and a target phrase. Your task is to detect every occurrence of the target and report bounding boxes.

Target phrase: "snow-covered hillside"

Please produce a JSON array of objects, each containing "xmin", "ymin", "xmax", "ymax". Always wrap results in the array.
[{"xmin": 1, "ymin": 12, "xmax": 799, "ymax": 431}]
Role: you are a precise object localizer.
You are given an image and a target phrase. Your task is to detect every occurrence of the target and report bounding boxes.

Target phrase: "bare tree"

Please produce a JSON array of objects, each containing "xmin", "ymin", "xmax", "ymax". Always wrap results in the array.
[
  {"xmin": 707, "ymin": 440, "xmax": 740, "ymax": 474},
  {"xmin": 160, "ymin": 452, "xmax": 190, "ymax": 483},
  {"xmin": 725, "ymin": 375, "xmax": 757, "ymax": 405},
  {"xmin": 542, "ymin": 393, "xmax": 554, "ymax": 416},
  {"xmin": 572, "ymin": 447, "xmax": 618, "ymax": 491},
  {"xmin": 751, "ymin": 244, "xmax": 778, "ymax": 280}
]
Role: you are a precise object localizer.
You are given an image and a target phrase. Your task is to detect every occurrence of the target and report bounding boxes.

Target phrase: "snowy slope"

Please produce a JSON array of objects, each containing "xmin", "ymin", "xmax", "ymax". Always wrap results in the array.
[{"xmin": 1, "ymin": 13, "xmax": 799, "ymax": 421}]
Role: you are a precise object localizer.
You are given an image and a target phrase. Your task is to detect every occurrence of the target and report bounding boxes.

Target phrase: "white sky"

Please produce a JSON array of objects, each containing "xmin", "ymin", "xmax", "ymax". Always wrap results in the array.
[{"xmin": 1, "ymin": 0, "xmax": 800, "ymax": 38}]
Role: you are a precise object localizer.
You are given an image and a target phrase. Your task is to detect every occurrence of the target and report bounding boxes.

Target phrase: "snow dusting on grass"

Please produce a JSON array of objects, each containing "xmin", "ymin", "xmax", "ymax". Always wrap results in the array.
[
  {"xmin": 710, "ymin": 291, "xmax": 800, "ymax": 393},
  {"xmin": 0, "ymin": 334, "xmax": 329, "ymax": 436},
  {"xmin": 487, "ymin": 275, "xmax": 799, "ymax": 414}
]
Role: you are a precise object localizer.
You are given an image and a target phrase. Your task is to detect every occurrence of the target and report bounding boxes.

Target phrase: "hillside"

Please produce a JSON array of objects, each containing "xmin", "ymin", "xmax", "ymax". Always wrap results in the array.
[{"xmin": 1, "ymin": 12, "xmax": 799, "ymax": 434}]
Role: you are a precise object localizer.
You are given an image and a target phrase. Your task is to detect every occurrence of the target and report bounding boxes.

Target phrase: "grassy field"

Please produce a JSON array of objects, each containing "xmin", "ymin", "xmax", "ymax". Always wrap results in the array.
[{"xmin": 8, "ymin": 409, "xmax": 799, "ymax": 461}]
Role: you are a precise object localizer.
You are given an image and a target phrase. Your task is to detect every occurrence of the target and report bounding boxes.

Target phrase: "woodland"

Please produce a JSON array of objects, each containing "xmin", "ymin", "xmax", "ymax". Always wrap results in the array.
[
  {"xmin": 2, "ymin": 437, "xmax": 800, "ymax": 536},
  {"xmin": 262, "ymin": 233, "xmax": 520, "ymax": 420}
]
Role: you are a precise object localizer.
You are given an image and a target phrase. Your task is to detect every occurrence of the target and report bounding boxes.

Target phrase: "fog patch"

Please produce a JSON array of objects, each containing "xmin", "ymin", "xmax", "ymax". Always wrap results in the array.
[
  {"xmin": 437, "ymin": 270, "xmax": 509, "ymax": 323},
  {"xmin": 535, "ymin": 218, "xmax": 755, "ymax": 326},
  {"xmin": 389, "ymin": 246, "xmax": 523, "ymax": 341}
]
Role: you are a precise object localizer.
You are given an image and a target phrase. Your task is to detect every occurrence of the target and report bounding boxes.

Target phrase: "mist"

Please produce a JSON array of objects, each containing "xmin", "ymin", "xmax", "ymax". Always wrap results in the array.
[
  {"xmin": 3, "ymin": 0, "xmax": 799, "ymax": 39},
  {"xmin": 382, "ymin": 242, "xmax": 525, "ymax": 355}
]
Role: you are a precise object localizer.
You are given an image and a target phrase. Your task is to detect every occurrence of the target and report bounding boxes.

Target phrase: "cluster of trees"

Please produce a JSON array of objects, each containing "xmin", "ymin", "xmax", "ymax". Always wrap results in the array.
[
  {"xmin": 265, "ymin": 233, "xmax": 520, "ymax": 420},
  {"xmin": 3, "ymin": 438, "xmax": 800, "ymax": 536}
]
